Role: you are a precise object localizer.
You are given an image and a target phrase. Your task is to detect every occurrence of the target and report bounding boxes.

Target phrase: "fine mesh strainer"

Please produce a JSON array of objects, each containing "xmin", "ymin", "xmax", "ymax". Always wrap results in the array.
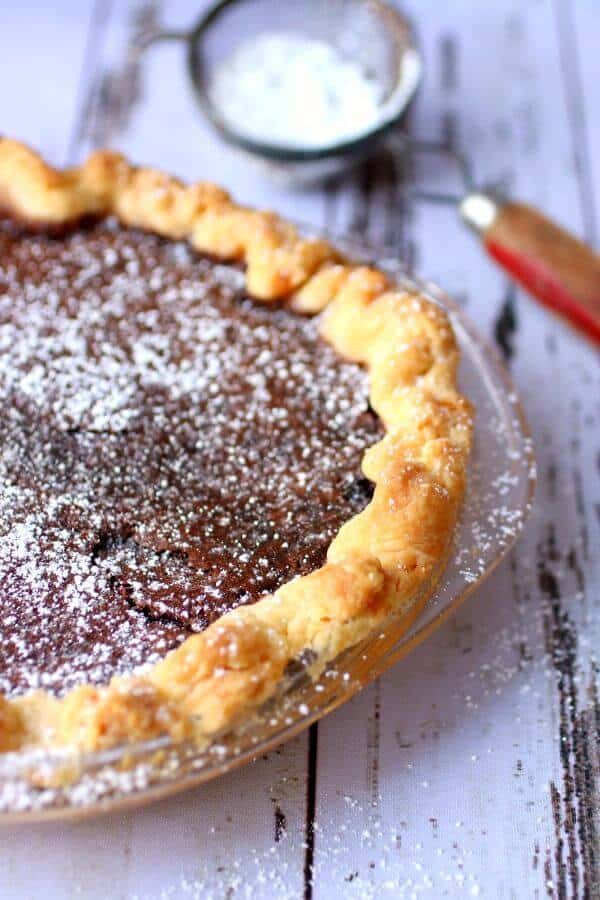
[{"xmin": 137, "ymin": 0, "xmax": 600, "ymax": 343}]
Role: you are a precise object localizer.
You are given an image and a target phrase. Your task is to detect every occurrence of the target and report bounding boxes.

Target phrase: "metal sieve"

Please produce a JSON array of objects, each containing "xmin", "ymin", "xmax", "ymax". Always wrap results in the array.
[{"xmin": 136, "ymin": 0, "xmax": 600, "ymax": 343}]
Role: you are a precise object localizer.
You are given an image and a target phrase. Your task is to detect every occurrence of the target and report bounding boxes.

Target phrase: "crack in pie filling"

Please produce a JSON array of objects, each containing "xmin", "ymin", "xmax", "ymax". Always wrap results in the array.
[{"xmin": 0, "ymin": 140, "xmax": 472, "ymax": 754}]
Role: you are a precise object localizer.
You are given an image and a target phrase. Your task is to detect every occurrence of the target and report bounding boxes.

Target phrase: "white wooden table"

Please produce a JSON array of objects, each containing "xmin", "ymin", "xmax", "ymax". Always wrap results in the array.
[{"xmin": 1, "ymin": 2, "xmax": 599, "ymax": 897}]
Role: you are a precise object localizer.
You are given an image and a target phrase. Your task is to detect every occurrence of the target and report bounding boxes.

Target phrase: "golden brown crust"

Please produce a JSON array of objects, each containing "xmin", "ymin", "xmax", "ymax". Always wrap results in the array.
[
  {"xmin": 0, "ymin": 139, "xmax": 473, "ymax": 755},
  {"xmin": 56, "ymin": 680, "xmax": 192, "ymax": 752}
]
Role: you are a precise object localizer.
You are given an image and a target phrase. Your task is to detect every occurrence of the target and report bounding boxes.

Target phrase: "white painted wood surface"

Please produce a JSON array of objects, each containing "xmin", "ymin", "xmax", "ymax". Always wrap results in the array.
[{"xmin": 1, "ymin": 1, "xmax": 599, "ymax": 897}]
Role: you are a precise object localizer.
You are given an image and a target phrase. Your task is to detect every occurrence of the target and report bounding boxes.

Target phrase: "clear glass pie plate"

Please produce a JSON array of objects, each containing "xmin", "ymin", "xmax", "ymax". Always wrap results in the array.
[{"xmin": 0, "ymin": 236, "xmax": 535, "ymax": 823}]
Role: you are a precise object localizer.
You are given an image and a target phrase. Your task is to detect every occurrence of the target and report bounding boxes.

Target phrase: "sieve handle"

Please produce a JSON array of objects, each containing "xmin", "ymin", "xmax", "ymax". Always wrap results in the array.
[{"xmin": 461, "ymin": 192, "xmax": 600, "ymax": 345}]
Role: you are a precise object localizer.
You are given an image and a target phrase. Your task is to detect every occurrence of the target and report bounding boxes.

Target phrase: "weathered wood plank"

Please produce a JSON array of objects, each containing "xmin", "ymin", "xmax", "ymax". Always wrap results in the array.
[{"xmin": 0, "ymin": 0, "xmax": 100, "ymax": 164}]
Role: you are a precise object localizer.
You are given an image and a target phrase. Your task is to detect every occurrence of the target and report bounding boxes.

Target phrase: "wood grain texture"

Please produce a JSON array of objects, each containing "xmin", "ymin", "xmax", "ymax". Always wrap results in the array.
[{"xmin": 0, "ymin": 1, "xmax": 598, "ymax": 898}]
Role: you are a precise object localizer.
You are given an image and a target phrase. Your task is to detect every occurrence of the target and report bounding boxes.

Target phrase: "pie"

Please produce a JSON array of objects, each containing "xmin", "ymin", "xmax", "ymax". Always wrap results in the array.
[{"xmin": 0, "ymin": 139, "xmax": 472, "ymax": 755}]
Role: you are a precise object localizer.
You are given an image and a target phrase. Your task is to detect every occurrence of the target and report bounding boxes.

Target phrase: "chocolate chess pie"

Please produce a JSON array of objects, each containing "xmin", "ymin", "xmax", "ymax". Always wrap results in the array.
[{"xmin": 0, "ymin": 140, "xmax": 472, "ymax": 754}]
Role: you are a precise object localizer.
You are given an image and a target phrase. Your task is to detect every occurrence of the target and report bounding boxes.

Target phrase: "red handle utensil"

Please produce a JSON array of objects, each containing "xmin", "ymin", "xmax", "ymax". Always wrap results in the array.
[{"xmin": 460, "ymin": 192, "xmax": 600, "ymax": 345}]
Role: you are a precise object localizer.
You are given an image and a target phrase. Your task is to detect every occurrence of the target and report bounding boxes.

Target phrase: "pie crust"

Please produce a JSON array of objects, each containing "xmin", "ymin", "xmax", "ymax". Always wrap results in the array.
[{"xmin": 0, "ymin": 139, "xmax": 473, "ymax": 755}]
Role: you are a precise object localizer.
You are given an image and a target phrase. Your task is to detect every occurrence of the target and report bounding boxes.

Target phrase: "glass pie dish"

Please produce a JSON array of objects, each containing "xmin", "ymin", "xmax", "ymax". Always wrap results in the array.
[{"xmin": 0, "ymin": 235, "xmax": 535, "ymax": 823}]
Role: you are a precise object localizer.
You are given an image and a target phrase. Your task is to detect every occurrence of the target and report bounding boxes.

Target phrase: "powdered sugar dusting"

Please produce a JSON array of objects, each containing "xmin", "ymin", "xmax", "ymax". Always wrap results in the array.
[{"xmin": 0, "ymin": 220, "xmax": 381, "ymax": 697}]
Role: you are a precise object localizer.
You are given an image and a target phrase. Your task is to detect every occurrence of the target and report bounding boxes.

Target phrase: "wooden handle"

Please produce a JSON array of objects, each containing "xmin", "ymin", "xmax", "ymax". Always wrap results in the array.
[{"xmin": 484, "ymin": 201, "xmax": 600, "ymax": 344}]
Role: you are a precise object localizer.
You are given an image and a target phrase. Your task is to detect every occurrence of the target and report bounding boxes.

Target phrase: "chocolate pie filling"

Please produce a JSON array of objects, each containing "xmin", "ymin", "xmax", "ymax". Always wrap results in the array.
[{"xmin": 0, "ymin": 220, "xmax": 383, "ymax": 696}]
